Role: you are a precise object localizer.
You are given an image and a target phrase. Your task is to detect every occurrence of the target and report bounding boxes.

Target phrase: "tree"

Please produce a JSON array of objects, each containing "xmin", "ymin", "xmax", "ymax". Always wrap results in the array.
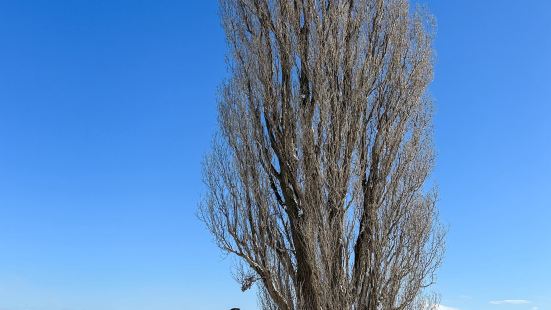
[{"xmin": 200, "ymin": 0, "xmax": 445, "ymax": 309}]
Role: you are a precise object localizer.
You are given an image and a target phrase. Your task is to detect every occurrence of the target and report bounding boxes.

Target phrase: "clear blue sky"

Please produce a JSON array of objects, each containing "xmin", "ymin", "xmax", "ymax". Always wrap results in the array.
[{"xmin": 0, "ymin": 1, "xmax": 549, "ymax": 310}]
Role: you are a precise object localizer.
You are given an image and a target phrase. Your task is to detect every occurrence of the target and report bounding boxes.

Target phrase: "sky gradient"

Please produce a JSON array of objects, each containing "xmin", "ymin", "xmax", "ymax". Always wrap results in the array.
[{"xmin": 0, "ymin": 1, "xmax": 549, "ymax": 310}]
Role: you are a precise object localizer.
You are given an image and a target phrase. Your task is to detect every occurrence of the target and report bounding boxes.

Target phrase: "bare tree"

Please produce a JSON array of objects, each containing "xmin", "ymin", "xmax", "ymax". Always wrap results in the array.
[{"xmin": 200, "ymin": 0, "xmax": 445, "ymax": 309}]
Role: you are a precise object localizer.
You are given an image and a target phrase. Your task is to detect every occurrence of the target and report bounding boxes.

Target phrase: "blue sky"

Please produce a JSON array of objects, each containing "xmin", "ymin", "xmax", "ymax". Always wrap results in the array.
[{"xmin": 0, "ymin": 1, "xmax": 549, "ymax": 310}]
